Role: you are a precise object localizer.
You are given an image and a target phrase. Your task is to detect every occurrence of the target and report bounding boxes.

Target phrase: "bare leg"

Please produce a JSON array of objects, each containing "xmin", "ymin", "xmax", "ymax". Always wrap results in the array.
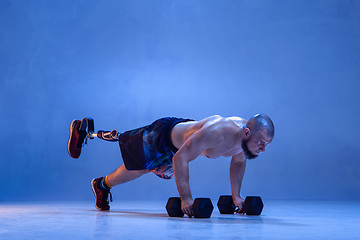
[{"xmin": 107, "ymin": 164, "xmax": 150, "ymax": 187}]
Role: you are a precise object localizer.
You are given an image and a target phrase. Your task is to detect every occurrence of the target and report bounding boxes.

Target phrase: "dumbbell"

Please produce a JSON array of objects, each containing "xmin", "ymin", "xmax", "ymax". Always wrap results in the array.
[
  {"xmin": 217, "ymin": 195, "xmax": 264, "ymax": 215},
  {"xmin": 166, "ymin": 197, "xmax": 214, "ymax": 218}
]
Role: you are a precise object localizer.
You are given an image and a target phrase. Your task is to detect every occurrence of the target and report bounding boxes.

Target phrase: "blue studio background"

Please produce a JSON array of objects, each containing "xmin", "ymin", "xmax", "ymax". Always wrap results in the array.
[{"xmin": 0, "ymin": 0, "xmax": 359, "ymax": 202}]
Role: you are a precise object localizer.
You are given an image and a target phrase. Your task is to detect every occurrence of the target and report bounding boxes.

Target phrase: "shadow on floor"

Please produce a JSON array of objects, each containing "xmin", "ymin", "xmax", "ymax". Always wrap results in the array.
[{"xmin": 88, "ymin": 209, "xmax": 305, "ymax": 226}]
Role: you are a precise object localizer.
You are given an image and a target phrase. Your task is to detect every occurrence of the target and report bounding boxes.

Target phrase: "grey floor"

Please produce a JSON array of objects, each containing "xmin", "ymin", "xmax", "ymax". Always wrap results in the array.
[{"xmin": 1, "ymin": 200, "xmax": 359, "ymax": 239}]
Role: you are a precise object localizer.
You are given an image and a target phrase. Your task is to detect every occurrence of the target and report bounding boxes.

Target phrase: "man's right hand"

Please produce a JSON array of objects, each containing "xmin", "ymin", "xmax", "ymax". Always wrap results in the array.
[
  {"xmin": 233, "ymin": 196, "xmax": 245, "ymax": 214},
  {"xmin": 181, "ymin": 199, "xmax": 194, "ymax": 217}
]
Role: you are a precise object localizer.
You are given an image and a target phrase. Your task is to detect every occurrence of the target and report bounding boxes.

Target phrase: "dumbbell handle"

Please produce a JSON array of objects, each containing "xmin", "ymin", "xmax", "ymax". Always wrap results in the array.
[
  {"xmin": 217, "ymin": 195, "xmax": 263, "ymax": 215},
  {"xmin": 166, "ymin": 197, "xmax": 213, "ymax": 218}
]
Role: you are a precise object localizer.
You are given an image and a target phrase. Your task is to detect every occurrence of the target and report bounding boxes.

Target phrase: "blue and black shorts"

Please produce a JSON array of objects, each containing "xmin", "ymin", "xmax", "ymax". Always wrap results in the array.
[{"xmin": 118, "ymin": 117, "xmax": 194, "ymax": 179}]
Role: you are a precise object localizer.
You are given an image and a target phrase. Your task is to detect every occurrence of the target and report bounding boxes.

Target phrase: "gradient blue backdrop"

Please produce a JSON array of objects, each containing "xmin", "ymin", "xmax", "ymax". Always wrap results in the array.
[{"xmin": 1, "ymin": 0, "xmax": 359, "ymax": 201}]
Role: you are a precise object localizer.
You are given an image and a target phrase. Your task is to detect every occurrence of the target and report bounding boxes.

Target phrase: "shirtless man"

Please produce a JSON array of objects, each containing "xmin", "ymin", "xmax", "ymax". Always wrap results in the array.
[{"xmin": 67, "ymin": 114, "xmax": 274, "ymax": 217}]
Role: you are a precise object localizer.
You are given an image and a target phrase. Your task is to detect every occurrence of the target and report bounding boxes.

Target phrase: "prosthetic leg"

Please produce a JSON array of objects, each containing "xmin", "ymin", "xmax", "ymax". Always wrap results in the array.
[
  {"xmin": 68, "ymin": 117, "xmax": 121, "ymax": 159},
  {"xmin": 81, "ymin": 118, "xmax": 120, "ymax": 142}
]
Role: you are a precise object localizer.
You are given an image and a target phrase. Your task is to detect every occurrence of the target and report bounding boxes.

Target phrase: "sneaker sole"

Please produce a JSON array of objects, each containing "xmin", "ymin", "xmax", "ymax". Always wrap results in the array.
[
  {"xmin": 91, "ymin": 179, "xmax": 107, "ymax": 211},
  {"xmin": 67, "ymin": 120, "xmax": 77, "ymax": 159}
]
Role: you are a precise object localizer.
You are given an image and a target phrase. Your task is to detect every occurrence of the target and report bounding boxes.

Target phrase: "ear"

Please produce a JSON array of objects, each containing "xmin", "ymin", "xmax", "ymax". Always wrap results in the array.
[{"xmin": 243, "ymin": 128, "xmax": 251, "ymax": 138}]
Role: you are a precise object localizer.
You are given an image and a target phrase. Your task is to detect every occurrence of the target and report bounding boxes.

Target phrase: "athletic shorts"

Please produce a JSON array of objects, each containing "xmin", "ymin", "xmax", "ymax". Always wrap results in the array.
[{"xmin": 118, "ymin": 117, "xmax": 194, "ymax": 179}]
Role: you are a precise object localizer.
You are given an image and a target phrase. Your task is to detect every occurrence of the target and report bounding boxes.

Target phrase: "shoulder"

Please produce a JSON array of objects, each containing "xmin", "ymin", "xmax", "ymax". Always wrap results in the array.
[
  {"xmin": 199, "ymin": 117, "xmax": 237, "ymax": 140},
  {"xmin": 226, "ymin": 116, "xmax": 247, "ymax": 128},
  {"xmin": 200, "ymin": 115, "xmax": 223, "ymax": 123},
  {"xmin": 196, "ymin": 115, "xmax": 244, "ymax": 134},
  {"xmin": 199, "ymin": 115, "xmax": 245, "ymax": 131},
  {"xmin": 193, "ymin": 115, "xmax": 224, "ymax": 130},
  {"xmin": 231, "ymin": 152, "xmax": 246, "ymax": 164}
]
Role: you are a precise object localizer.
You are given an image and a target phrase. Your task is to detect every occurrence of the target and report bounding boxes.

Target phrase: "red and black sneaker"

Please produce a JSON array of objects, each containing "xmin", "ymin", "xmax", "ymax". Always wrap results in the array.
[
  {"xmin": 91, "ymin": 177, "xmax": 112, "ymax": 211},
  {"xmin": 67, "ymin": 119, "xmax": 87, "ymax": 159}
]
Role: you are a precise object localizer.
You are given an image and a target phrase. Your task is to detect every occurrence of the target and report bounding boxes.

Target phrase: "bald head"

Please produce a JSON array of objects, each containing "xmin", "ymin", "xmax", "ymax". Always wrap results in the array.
[{"xmin": 245, "ymin": 114, "xmax": 275, "ymax": 138}]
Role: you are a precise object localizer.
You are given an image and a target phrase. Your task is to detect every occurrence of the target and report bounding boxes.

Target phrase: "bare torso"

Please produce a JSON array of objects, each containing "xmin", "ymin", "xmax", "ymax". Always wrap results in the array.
[{"xmin": 171, "ymin": 115, "xmax": 247, "ymax": 158}]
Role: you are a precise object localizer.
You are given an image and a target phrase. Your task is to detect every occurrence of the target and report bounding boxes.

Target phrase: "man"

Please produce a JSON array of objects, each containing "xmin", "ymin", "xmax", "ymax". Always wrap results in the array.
[{"xmin": 67, "ymin": 114, "xmax": 274, "ymax": 217}]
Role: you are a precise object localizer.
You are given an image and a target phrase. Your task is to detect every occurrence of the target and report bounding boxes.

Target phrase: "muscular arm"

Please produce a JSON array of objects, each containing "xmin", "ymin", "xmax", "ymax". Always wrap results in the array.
[
  {"xmin": 172, "ymin": 126, "xmax": 216, "ymax": 216},
  {"xmin": 230, "ymin": 152, "xmax": 247, "ymax": 211}
]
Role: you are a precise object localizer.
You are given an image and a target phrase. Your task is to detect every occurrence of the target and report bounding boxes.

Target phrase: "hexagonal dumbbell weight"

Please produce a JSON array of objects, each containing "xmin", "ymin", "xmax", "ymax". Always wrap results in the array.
[
  {"xmin": 217, "ymin": 195, "xmax": 264, "ymax": 215},
  {"xmin": 166, "ymin": 197, "xmax": 214, "ymax": 218},
  {"xmin": 166, "ymin": 197, "xmax": 184, "ymax": 217}
]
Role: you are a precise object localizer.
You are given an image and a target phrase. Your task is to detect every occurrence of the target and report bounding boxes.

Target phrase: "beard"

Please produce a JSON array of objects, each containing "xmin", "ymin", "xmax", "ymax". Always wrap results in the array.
[{"xmin": 242, "ymin": 138, "xmax": 258, "ymax": 160}]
